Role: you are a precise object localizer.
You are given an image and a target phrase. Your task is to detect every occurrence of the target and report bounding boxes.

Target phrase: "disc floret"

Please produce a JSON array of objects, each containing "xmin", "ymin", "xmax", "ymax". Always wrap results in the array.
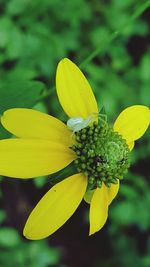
[{"xmin": 72, "ymin": 119, "xmax": 130, "ymax": 189}]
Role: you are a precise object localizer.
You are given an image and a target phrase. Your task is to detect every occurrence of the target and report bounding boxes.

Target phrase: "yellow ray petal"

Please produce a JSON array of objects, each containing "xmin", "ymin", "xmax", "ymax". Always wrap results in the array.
[
  {"xmin": 113, "ymin": 105, "xmax": 150, "ymax": 143},
  {"xmin": 0, "ymin": 139, "xmax": 75, "ymax": 178},
  {"xmin": 56, "ymin": 58, "xmax": 98, "ymax": 118},
  {"xmin": 1, "ymin": 108, "xmax": 73, "ymax": 146},
  {"xmin": 127, "ymin": 141, "xmax": 135, "ymax": 151},
  {"xmin": 89, "ymin": 184, "xmax": 108, "ymax": 235},
  {"xmin": 107, "ymin": 181, "xmax": 120, "ymax": 205},
  {"xmin": 23, "ymin": 174, "xmax": 87, "ymax": 240},
  {"xmin": 84, "ymin": 189, "xmax": 95, "ymax": 204}
]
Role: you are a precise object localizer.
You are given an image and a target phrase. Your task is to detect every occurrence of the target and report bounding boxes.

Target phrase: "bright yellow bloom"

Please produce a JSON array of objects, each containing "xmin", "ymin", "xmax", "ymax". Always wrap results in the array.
[{"xmin": 0, "ymin": 58, "xmax": 149, "ymax": 240}]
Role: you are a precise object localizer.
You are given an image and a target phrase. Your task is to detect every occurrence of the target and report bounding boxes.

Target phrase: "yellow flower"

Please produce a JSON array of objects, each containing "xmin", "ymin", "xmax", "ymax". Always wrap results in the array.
[{"xmin": 0, "ymin": 58, "xmax": 149, "ymax": 240}]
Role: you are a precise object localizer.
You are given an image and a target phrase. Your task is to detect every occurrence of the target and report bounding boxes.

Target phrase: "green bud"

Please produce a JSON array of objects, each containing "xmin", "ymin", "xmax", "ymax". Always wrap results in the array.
[
  {"xmin": 81, "ymin": 163, "xmax": 86, "ymax": 169},
  {"xmin": 74, "ymin": 159, "xmax": 79, "ymax": 164},
  {"xmin": 81, "ymin": 134, "xmax": 86, "ymax": 140},
  {"xmin": 89, "ymin": 176, "xmax": 95, "ymax": 184},
  {"xmin": 97, "ymin": 180, "xmax": 102, "ymax": 188}
]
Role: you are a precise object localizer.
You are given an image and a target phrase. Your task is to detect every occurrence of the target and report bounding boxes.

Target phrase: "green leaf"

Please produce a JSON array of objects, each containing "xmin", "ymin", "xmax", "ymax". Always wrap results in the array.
[{"xmin": 0, "ymin": 81, "xmax": 46, "ymax": 114}]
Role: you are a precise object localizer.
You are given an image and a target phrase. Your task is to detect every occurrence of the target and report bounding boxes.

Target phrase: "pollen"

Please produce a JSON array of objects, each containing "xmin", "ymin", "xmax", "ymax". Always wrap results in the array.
[{"xmin": 72, "ymin": 120, "xmax": 130, "ymax": 189}]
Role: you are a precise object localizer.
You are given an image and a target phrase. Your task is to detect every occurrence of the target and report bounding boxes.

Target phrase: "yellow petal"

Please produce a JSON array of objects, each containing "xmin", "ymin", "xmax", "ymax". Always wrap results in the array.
[
  {"xmin": 113, "ymin": 105, "xmax": 150, "ymax": 142},
  {"xmin": 107, "ymin": 181, "xmax": 120, "ymax": 205},
  {"xmin": 127, "ymin": 141, "xmax": 135, "ymax": 151},
  {"xmin": 89, "ymin": 184, "xmax": 108, "ymax": 235},
  {"xmin": 84, "ymin": 189, "xmax": 95, "ymax": 204},
  {"xmin": 23, "ymin": 174, "xmax": 87, "ymax": 240},
  {"xmin": 56, "ymin": 58, "xmax": 98, "ymax": 118},
  {"xmin": 1, "ymin": 108, "xmax": 73, "ymax": 146},
  {"xmin": 0, "ymin": 139, "xmax": 75, "ymax": 178}
]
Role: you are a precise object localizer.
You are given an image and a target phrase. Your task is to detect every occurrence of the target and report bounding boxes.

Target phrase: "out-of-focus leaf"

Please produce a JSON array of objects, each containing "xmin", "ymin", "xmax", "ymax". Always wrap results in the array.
[
  {"xmin": 27, "ymin": 241, "xmax": 60, "ymax": 266},
  {"xmin": 0, "ymin": 81, "xmax": 46, "ymax": 114},
  {"xmin": 33, "ymin": 101, "xmax": 48, "ymax": 113},
  {"xmin": 0, "ymin": 227, "xmax": 21, "ymax": 247},
  {"xmin": 111, "ymin": 201, "xmax": 136, "ymax": 225},
  {"xmin": 120, "ymin": 184, "xmax": 139, "ymax": 199},
  {"xmin": 0, "ymin": 124, "xmax": 12, "ymax": 138}
]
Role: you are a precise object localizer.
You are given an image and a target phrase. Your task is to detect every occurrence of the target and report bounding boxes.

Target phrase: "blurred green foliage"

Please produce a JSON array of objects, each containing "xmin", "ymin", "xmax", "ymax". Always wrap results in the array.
[
  {"xmin": 0, "ymin": 227, "xmax": 60, "ymax": 267},
  {"xmin": 0, "ymin": 0, "xmax": 150, "ymax": 266}
]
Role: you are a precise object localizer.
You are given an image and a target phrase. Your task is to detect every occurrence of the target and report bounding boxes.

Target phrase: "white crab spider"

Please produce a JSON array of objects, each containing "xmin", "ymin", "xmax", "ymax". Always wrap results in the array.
[{"xmin": 67, "ymin": 113, "xmax": 99, "ymax": 132}]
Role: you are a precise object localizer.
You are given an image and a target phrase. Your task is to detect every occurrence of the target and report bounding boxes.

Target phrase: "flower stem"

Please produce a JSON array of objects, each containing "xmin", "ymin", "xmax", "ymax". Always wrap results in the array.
[
  {"xmin": 38, "ymin": 0, "xmax": 150, "ymax": 102},
  {"xmin": 80, "ymin": 0, "xmax": 150, "ymax": 68}
]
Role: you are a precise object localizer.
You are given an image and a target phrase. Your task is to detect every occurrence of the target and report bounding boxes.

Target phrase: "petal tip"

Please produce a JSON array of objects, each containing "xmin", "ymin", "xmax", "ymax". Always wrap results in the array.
[
  {"xmin": 114, "ymin": 105, "xmax": 150, "ymax": 142},
  {"xmin": 23, "ymin": 227, "xmax": 38, "ymax": 240},
  {"xmin": 58, "ymin": 57, "xmax": 71, "ymax": 65},
  {"xmin": 89, "ymin": 229, "xmax": 95, "ymax": 236}
]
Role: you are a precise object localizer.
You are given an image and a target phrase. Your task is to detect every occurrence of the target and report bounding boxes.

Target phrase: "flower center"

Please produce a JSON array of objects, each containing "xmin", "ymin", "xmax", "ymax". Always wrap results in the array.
[{"xmin": 71, "ymin": 120, "xmax": 130, "ymax": 189}]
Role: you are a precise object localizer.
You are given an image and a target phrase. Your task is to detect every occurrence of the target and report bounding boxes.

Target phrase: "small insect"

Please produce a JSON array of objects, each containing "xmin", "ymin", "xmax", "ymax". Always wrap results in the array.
[
  {"xmin": 67, "ymin": 114, "xmax": 98, "ymax": 132},
  {"xmin": 67, "ymin": 107, "xmax": 108, "ymax": 133}
]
